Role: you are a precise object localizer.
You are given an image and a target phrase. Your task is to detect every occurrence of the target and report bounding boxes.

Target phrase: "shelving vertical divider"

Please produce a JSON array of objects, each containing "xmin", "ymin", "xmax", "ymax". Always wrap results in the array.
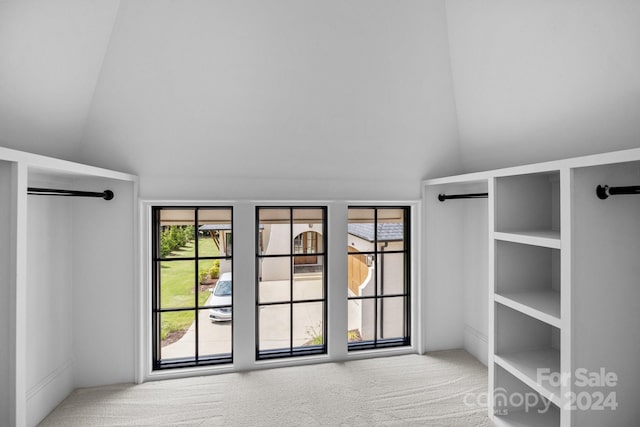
[
  {"xmin": 487, "ymin": 176, "xmax": 497, "ymax": 422},
  {"xmin": 560, "ymin": 168, "xmax": 572, "ymax": 427},
  {"xmin": 10, "ymin": 162, "xmax": 28, "ymax": 427}
]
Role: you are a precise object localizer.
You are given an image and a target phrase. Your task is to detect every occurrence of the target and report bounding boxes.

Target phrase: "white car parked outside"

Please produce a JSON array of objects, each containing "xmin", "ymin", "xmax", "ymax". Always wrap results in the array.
[{"xmin": 207, "ymin": 272, "xmax": 232, "ymax": 322}]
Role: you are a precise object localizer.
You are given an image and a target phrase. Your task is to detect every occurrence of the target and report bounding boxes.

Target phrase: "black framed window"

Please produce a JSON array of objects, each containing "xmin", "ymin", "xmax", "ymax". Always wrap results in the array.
[
  {"xmin": 256, "ymin": 207, "xmax": 327, "ymax": 360},
  {"xmin": 347, "ymin": 207, "xmax": 410, "ymax": 351},
  {"xmin": 152, "ymin": 207, "xmax": 233, "ymax": 369}
]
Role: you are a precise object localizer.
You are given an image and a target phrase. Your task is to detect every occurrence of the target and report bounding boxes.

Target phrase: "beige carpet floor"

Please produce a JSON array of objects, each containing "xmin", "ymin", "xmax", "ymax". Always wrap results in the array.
[{"xmin": 39, "ymin": 350, "xmax": 490, "ymax": 426}]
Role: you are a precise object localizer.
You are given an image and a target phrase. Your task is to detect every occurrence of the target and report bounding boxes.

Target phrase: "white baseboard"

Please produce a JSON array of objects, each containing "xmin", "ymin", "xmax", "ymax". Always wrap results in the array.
[
  {"xmin": 464, "ymin": 325, "xmax": 488, "ymax": 366},
  {"xmin": 26, "ymin": 358, "xmax": 74, "ymax": 427}
]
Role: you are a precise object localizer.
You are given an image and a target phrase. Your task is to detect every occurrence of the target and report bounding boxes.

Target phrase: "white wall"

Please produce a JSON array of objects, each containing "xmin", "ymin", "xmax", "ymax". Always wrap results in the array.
[
  {"xmin": 0, "ymin": 1, "xmax": 120, "ymax": 161},
  {"xmin": 72, "ymin": 178, "xmax": 136, "ymax": 388},
  {"xmin": 424, "ymin": 185, "xmax": 465, "ymax": 351},
  {"xmin": 423, "ymin": 182, "xmax": 488, "ymax": 363},
  {"xmin": 25, "ymin": 175, "xmax": 75, "ymax": 427},
  {"xmin": 80, "ymin": 0, "xmax": 461, "ymax": 199},
  {"xmin": 446, "ymin": 0, "xmax": 640, "ymax": 172},
  {"xmin": 0, "ymin": 161, "xmax": 12, "ymax": 427},
  {"xmin": 572, "ymin": 162, "xmax": 640, "ymax": 426},
  {"xmin": 462, "ymin": 195, "xmax": 488, "ymax": 365}
]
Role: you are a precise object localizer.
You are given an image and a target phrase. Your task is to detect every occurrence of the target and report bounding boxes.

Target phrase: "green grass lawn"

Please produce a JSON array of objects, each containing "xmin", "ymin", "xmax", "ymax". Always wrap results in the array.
[{"xmin": 160, "ymin": 237, "xmax": 220, "ymax": 341}]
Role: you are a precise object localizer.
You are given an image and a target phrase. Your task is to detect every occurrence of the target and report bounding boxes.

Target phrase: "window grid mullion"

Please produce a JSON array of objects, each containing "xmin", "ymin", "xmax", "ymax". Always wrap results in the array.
[
  {"xmin": 289, "ymin": 207, "xmax": 294, "ymax": 355},
  {"xmin": 373, "ymin": 208, "xmax": 378, "ymax": 347},
  {"xmin": 152, "ymin": 207, "xmax": 160, "ymax": 367},
  {"xmin": 194, "ymin": 208, "xmax": 200, "ymax": 362}
]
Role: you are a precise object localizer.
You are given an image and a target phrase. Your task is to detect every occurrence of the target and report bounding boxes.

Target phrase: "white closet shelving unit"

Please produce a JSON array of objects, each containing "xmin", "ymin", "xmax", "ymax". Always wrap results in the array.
[
  {"xmin": 490, "ymin": 167, "xmax": 567, "ymax": 427},
  {"xmin": 0, "ymin": 147, "xmax": 138, "ymax": 427},
  {"xmin": 423, "ymin": 148, "xmax": 640, "ymax": 427}
]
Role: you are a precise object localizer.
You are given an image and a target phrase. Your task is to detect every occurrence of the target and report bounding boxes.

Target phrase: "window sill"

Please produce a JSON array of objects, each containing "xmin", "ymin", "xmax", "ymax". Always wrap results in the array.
[
  {"xmin": 254, "ymin": 352, "xmax": 331, "ymax": 369},
  {"xmin": 346, "ymin": 344, "xmax": 416, "ymax": 361},
  {"xmin": 145, "ymin": 362, "xmax": 236, "ymax": 382}
]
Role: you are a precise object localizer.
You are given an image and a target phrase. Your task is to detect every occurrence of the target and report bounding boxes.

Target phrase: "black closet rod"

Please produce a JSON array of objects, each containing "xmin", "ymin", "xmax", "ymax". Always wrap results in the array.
[
  {"xmin": 596, "ymin": 185, "xmax": 640, "ymax": 200},
  {"xmin": 27, "ymin": 187, "xmax": 114, "ymax": 200},
  {"xmin": 438, "ymin": 192, "xmax": 488, "ymax": 202}
]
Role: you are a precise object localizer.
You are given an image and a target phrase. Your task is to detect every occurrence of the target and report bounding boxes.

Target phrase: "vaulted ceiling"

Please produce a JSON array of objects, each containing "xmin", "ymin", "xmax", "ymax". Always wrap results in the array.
[
  {"xmin": 0, "ymin": 1, "xmax": 120, "ymax": 161},
  {"xmin": 1, "ymin": 1, "xmax": 639, "ymax": 198},
  {"xmin": 446, "ymin": 0, "xmax": 640, "ymax": 172}
]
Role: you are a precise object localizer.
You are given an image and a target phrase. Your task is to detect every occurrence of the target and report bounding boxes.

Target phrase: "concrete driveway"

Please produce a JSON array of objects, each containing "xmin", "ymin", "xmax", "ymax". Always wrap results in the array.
[
  {"xmin": 161, "ymin": 276, "xmax": 324, "ymax": 360},
  {"xmin": 161, "ymin": 310, "xmax": 232, "ymax": 360}
]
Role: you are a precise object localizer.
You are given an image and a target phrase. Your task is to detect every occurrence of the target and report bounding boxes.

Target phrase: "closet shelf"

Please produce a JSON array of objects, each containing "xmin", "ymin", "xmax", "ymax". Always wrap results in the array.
[
  {"xmin": 493, "ymin": 407, "xmax": 560, "ymax": 427},
  {"xmin": 494, "ymin": 291, "xmax": 561, "ymax": 328},
  {"xmin": 494, "ymin": 349, "xmax": 561, "ymax": 407},
  {"xmin": 494, "ymin": 230, "xmax": 561, "ymax": 249}
]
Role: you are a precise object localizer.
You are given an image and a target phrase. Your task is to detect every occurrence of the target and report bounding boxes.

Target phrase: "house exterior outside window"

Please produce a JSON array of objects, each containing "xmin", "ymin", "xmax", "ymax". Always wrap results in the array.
[
  {"xmin": 255, "ymin": 207, "xmax": 328, "ymax": 360},
  {"xmin": 347, "ymin": 207, "xmax": 410, "ymax": 350}
]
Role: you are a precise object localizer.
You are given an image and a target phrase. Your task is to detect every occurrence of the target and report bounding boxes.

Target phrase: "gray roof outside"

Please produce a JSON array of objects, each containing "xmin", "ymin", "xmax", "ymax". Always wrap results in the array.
[
  {"xmin": 199, "ymin": 224, "xmax": 231, "ymax": 231},
  {"xmin": 347, "ymin": 223, "xmax": 404, "ymax": 242},
  {"xmin": 199, "ymin": 224, "xmax": 264, "ymax": 231}
]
